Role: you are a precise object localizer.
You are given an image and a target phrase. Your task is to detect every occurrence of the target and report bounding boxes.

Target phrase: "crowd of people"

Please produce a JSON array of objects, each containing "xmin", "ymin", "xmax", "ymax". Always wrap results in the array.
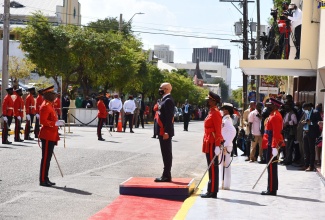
[{"xmin": 240, "ymin": 93, "xmax": 323, "ymax": 172}]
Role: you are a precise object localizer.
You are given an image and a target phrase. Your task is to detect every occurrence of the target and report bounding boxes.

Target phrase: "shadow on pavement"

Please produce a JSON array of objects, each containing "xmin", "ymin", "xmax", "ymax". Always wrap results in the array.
[
  {"xmin": 230, "ymin": 189, "xmax": 262, "ymax": 196},
  {"xmin": 277, "ymin": 195, "xmax": 324, "ymax": 203},
  {"xmin": 52, "ymin": 186, "xmax": 92, "ymax": 195},
  {"xmin": 219, "ymin": 198, "xmax": 266, "ymax": 206}
]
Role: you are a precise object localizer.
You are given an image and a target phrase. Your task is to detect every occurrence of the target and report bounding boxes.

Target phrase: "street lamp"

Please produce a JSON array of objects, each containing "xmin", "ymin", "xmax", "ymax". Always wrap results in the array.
[{"xmin": 119, "ymin": 12, "xmax": 144, "ymax": 32}]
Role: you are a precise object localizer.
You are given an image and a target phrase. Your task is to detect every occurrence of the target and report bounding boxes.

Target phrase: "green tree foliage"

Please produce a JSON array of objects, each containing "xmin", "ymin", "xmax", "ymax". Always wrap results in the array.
[
  {"xmin": 87, "ymin": 17, "xmax": 132, "ymax": 36},
  {"xmin": 231, "ymin": 87, "xmax": 243, "ymax": 107},
  {"xmin": 211, "ymin": 78, "xmax": 229, "ymax": 102},
  {"xmin": 8, "ymin": 57, "xmax": 35, "ymax": 89}
]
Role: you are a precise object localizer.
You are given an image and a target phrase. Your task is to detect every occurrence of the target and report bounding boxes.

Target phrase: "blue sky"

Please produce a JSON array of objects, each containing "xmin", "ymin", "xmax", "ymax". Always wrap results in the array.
[{"xmin": 79, "ymin": 0, "xmax": 274, "ymax": 89}]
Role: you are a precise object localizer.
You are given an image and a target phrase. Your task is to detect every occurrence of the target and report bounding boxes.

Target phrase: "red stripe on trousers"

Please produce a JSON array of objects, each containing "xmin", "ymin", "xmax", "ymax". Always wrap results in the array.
[{"xmin": 210, "ymin": 144, "xmax": 215, "ymax": 192}]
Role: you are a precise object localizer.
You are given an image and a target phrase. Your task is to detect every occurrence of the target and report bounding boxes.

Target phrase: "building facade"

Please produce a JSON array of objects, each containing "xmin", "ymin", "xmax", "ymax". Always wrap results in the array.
[
  {"xmin": 192, "ymin": 46, "xmax": 231, "ymax": 68},
  {"xmin": 151, "ymin": 45, "xmax": 174, "ymax": 63}
]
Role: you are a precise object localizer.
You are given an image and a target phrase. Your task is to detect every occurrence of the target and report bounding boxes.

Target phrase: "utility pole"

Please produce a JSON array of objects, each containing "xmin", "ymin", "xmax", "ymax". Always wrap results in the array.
[
  {"xmin": 1, "ymin": 0, "xmax": 10, "ymax": 117},
  {"xmin": 119, "ymin": 14, "xmax": 123, "ymax": 32},
  {"xmin": 242, "ymin": 0, "xmax": 248, "ymax": 110},
  {"xmin": 256, "ymin": 0, "xmax": 261, "ymax": 102}
]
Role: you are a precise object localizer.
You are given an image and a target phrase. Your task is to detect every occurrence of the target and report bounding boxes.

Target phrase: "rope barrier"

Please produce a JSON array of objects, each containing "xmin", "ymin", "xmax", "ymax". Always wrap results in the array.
[{"xmin": 69, "ymin": 113, "xmax": 98, "ymax": 126}]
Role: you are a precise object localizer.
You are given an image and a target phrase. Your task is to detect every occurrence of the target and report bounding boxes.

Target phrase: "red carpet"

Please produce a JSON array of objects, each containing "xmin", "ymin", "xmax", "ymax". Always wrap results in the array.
[{"xmin": 88, "ymin": 195, "xmax": 183, "ymax": 220}]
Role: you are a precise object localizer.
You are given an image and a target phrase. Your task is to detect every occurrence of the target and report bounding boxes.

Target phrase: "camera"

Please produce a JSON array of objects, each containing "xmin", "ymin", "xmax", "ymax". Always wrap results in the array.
[{"xmin": 270, "ymin": 8, "xmax": 278, "ymax": 19}]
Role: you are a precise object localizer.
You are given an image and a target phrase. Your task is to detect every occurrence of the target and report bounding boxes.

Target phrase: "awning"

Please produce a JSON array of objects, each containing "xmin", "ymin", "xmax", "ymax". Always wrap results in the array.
[{"xmin": 239, "ymin": 59, "xmax": 317, "ymax": 77}]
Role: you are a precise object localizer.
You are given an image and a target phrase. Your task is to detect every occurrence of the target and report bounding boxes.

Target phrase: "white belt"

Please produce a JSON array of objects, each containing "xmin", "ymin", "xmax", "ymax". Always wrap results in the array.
[
  {"xmin": 29, "ymin": 106, "xmax": 35, "ymax": 108},
  {"xmin": 7, "ymin": 107, "xmax": 13, "ymax": 109}
]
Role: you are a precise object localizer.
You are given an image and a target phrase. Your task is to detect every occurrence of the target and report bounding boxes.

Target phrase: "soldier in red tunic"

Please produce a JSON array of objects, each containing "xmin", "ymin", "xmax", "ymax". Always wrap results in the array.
[
  {"xmin": 201, "ymin": 91, "xmax": 224, "ymax": 199},
  {"xmin": 34, "ymin": 89, "xmax": 44, "ymax": 138},
  {"xmin": 54, "ymin": 93, "xmax": 61, "ymax": 119},
  {"xmin": 97, "ymin": 94, "xmax": 108, "ymax": 141},
  {"xmin": 261, "ymin": 98, "xmax": 283, "ymax": 196},
  {"xmin": 39, "ymin": 85, "xmax": 64, "ymax": 187},
  {"xmin": 24, "ymin": 87, "xmax": 36, "ymax": 140},
  {"xmin": 2, "ymin": 87, "xmax": 14, "ymax": 144},
  {"xmin": 13, "ymin": 88, "xmax": 24, "ymax": 142}
]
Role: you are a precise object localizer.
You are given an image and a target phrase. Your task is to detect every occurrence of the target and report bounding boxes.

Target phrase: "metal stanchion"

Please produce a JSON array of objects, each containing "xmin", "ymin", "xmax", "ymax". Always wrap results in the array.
[{"xmin": 67, "ymin": 109, "xmax": 73, "ymax": 134}]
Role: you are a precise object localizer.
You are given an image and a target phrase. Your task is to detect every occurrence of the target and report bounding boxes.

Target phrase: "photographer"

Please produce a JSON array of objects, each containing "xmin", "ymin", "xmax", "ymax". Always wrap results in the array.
[
  {"xmin": 278, "ymin": 2, "xmax": 291, "ymax": 59},
  {"xmin": 283, "ymin": 3, "xmax": 302, "ymax": 59}
]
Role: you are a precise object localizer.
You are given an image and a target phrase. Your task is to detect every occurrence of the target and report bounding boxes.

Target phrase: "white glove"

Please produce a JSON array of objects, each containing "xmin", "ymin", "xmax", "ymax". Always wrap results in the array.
[
  {"xmin": 3, "ymin": 116, "xmax": 8, "ymax": 122},
  {"xmin": 55, "ymin": 120, "xmax": 65, "ymax": 126},
  {"xmin": 26, "ymin": 114, "xmax": 31, "ymax": 121},
  {"xmin": 272, "ymin": 148, "xmax": 278, "ymax": 157},
  {"xmin": 214, "ymin": 147, "xmax": 221, "ymax": 156},
  {"xmin": 35, "ymin": 114, "xmax": 40, "ymax": 119},
  {"xmin": 17, "ymin": 116, "xmax": 21, "ymax": 121}
]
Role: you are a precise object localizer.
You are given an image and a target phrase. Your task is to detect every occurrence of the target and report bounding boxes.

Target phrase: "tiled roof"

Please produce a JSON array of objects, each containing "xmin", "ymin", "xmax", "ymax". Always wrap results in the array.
[{"xmin": 0, "ymin": 0, "xmax": 63, "ymax": 17}]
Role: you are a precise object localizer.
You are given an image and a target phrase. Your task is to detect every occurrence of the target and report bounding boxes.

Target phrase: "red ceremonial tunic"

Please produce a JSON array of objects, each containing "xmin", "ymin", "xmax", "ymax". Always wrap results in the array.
[
  {"xmin": 97, "ymin": 100, "xmax": 108, "ymax": 119},
  {"xmin": 202, "ymin": 107, "xmax": 224, "ymax": 153},
  {"xmin": 35, "ymin": 95, "xmax": 44, "ymax": 114},
  {"xmin": 14, "ymin": 95, "xmax": 24, "ymax": 118},
  {"xmin": 39, "ymin": 101, "xmax": 60, "ymax": 142},
  {"xmin": 2, "ymin": 94, "xmax": 14, "ymax": 116},
  {"xmin": 25, "ymin": 94, "xmax": 36, "ymax": 115},
  {"xmin": 262, "ymin": 110, "xmax": 283, "ymax": 149},
  {"xmin": 54, "ymin": 97, "xmax": 61, "ymax": 116}
]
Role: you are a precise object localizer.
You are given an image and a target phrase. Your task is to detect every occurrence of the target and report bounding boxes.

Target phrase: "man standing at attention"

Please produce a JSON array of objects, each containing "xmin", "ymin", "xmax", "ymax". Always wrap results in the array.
[
  {"xmin": 261, "ymin": 98, "xmax": 283, "ymax": 196},
  {"xmin": 39, "ymin": 85, "xmax": 65, "ymax": 187},
  {"xmin": 25, "ymin": 87, "xmax": 36, "ymax": 140},
  {"xmin": 2, "ymin": 87, "xmax": 14, "ymax": 144},
  {"xmin": 155, "ymin": 83, "xmax": 175, "ymax": 182},
  {"xmin": 182, "ymin": 99, "xmax": 192, "ymax": 131},
  {"xmin": 97, "ymin": 94, "xmax": 108, "ymax": 141},
  {"xmin": 34, "ymin": 89, "xmax": 44, "ymax": 139},
  {"xmin": 123, "ymin": 95, "xmax": 136, "ymax": 133}
]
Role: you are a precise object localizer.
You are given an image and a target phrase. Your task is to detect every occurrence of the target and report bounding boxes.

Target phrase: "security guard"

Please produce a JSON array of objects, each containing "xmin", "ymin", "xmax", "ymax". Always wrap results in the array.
[
  {"xmin": 108, "ymin": 94, "xmax": 122, "ymax": 132},
  {"xmin": 34, "ymin": 89, "xmax": 44, "ymax": 138},
  {"xmin": 25, "ymin": 87, "xmax": 36, "ymax": 140},
  {"xmin": 13, "ymin": 88, "xmax": 24, "ymax": 142},
  {"xmin": 97, "ymin": 94, "xmax": 108, "ymax": 141},
  {"xmin": 39, "ymin": 85, "xmax": 64, "ymax": 187},
  {"xmin": 261, "ymin": 98, "xmax": 283, "ymax": 196},
  {"xmin": 2, "ymin": 87, "xmax": 14, "ymax": 144}
]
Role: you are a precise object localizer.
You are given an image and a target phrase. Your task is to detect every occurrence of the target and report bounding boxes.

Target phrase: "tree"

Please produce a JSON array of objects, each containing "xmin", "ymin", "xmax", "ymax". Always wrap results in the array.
[
  {"xmin": 8, "ymin": 57, "xmax": 35, "ymax": 89},
  {"xmin": 211, "ymin": 78, "xmax": 229, "ymax": 102},
  {"xmin": 231, "ymin": 87, "xmax": 243, "ymax": 107},
  {"xmin": 87, "ymin": 17, "xmax": 132, "ymax": 36}
]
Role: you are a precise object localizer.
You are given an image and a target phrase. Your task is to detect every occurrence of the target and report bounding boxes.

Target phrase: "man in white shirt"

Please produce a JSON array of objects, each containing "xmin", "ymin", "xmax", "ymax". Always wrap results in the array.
[
  {"xmin": 123, "ymin": 95, "xmax": 136, "ymax": 133},
  {"xmin": 286, "ymin": 3, "xmax": 302, "ymax": 59},
  {"xmin": 108, "ymin": 94, "xmax": 122, "ymax": 131},
  {"xmin": 248, "ymin": 102, "xmax": 263, "ymax": 162}
]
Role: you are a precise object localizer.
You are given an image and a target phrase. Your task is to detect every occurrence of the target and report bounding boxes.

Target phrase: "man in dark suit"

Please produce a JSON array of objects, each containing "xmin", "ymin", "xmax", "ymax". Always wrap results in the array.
[
  {"xmin": 62, "ymin": 94, "xmax": 70, "ymax": 123},
  {"xmin": 155, "ymin": 82, "xmax": 175, "ymax": 182},
  {"xmin": 300, "ymin": 103, "xmax": 322, "ymax": 171},
  {"xmin": 137, "ymin": 95, "xmax": 145, "ymax": 128},
  {"xmin": 182, "ymin": 99, "xmax": 192, "ymax": 131}
]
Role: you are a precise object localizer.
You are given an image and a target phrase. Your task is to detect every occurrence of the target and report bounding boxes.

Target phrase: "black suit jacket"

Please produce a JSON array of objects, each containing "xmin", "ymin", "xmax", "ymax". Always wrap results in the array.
[
  {"xmin": 301, "ymin": 110, "xmax": 322, "ymax": 138},
  {"xmin": 157, "ymin": 94, "xmax": 175, "ymax": 137}
]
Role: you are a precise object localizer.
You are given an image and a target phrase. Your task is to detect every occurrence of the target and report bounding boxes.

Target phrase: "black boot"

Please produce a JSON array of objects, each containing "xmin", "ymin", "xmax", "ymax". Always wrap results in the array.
[{"xmin": 201, "ymin": 192, "xmax": 217, "ymax": 198}]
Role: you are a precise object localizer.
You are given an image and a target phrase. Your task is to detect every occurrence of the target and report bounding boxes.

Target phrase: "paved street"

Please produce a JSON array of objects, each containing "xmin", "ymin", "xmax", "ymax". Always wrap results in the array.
[
  {"xmin": 1, "ymin": 120, "xmax": 325, "ymax": 220},
  {"xmin": 0, "ymin": 120, "xmax": 206, "ymax": 220}
]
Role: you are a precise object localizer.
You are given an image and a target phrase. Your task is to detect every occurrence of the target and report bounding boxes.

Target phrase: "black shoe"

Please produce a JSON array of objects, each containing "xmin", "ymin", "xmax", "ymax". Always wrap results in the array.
[
  {"xmin": 245, "ymin": 158, "xmax": 250, "ymax": 161},
  {"xmin": 258, "ymin": 160, "xmax": 266, "ymax": 164},
  {"xmin": 2, "ymin": 140, "xmax": 12, "ymax": 144},
  {"xmin": 151, "ymin": 136, "xmax": 156, "ymax": 138},
  {"xmin": 201, "ymin": 192, "xmax": 217, "ymax": 198},
  {"xmin": 24, "ymin": 137, "xmax": 34, "ymax": 141},
  {"xmin": 40, "ymin": 182, "xmax": 52, "ymax": 187},
  {"xmin": 14, "ymin": 139, "xmax": 24, "ymax": 142},
  {"xmin": 241, "ymin": 153, "xmax": 247, "ymax": 156},
  {"xmin": 261, "ymin": 190, "xmax": 277, "ymax": 196},
  {"xmin": 130, "ymin": 130, "xmax": 134, "ymax": 133},
  {"xmin": 154, "ymin": 176, "xmax": 171, "ymax": 182},
  {"xmin": 47, "ymin": 180, "xmax": 56, "ymax": 186},
  {"xmin": 98, "ymin": 138, "xmax": 105, "ymax": 141}
]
